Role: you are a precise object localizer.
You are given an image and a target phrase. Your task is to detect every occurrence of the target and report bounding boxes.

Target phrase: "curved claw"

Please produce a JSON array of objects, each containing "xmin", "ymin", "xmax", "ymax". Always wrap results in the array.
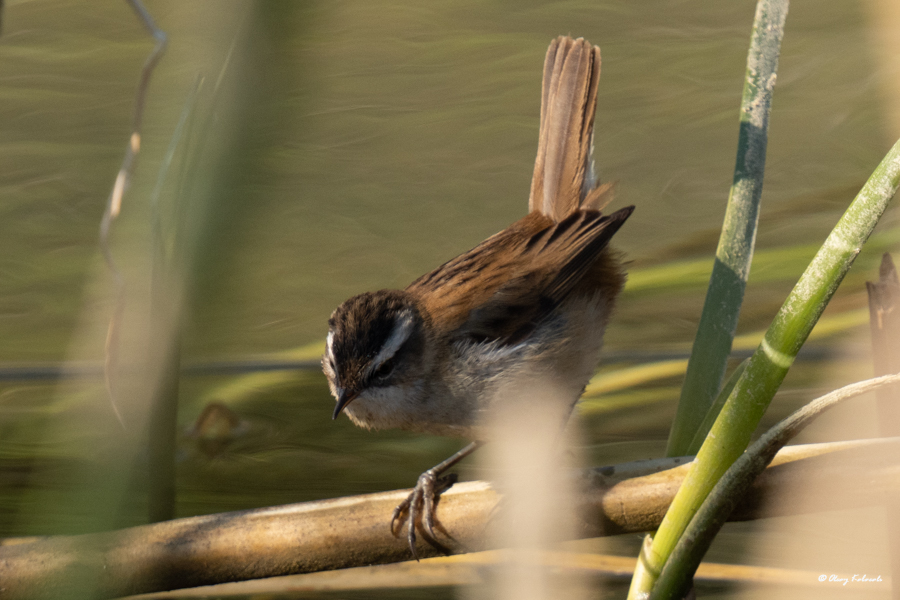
[
  {"xmin": 390, "ymin": 469, "xmax": 458, "ymax": 559},
  {"xmin": 390, "ymin": 496, "xmax": 411, "ymax": 537},
  {"xmin": 423, "ymin": 472, "xmax": 457, "ymax": 540}
]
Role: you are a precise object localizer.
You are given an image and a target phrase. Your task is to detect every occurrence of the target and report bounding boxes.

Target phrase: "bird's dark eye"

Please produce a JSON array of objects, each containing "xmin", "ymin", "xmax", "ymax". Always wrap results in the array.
[{"xmin": 372, "ymin": 358, "xmax": 395, "ymax": 381}]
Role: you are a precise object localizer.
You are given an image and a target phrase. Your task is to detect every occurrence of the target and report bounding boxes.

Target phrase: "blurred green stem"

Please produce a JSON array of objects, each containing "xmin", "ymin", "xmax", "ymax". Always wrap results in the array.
[
  {"xmin": 147, "ymin": 265, "xmax": 181, "ymax": 523},
  {"xmin": 146, "ymin": 75, "xmax": 200, "ymax": 526}
]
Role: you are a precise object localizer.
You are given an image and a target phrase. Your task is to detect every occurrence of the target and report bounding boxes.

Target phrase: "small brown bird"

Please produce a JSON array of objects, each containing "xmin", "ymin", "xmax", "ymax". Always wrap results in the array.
[{"xmin": 323, "ymin": 36, "xmax": 632, "ymax": 556}]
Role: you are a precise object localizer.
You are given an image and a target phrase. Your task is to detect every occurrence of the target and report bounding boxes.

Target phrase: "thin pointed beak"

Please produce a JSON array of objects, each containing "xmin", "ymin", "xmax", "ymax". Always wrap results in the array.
[{"xmin": 332, "ymin": 389, "xmax": 359, "ymax": 420}]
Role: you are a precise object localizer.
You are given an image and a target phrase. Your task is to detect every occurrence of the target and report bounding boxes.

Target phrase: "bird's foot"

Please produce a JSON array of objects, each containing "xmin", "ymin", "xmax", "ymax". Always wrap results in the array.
[{"xmin": 391, "ymin": 468, "xmax": 458, "ymax": 560}]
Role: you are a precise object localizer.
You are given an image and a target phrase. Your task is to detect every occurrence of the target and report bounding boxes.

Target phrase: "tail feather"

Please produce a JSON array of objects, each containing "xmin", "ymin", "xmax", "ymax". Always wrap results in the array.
[{"xmin": 528, "ymin": 36, "xmax": 602, "ymax": 222}]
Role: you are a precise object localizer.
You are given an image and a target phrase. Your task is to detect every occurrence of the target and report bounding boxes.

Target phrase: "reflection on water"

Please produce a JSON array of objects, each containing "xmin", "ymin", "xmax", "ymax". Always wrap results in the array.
[{"xmin": 0, "ymin": 0, "xmax": 896, "ymax": 597}]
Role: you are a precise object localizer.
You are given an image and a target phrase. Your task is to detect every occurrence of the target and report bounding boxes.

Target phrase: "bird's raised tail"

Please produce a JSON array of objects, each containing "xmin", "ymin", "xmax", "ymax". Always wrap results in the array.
[{"xmin": 528, "ymin": 36, "xmax": 613, "ymax": 222}]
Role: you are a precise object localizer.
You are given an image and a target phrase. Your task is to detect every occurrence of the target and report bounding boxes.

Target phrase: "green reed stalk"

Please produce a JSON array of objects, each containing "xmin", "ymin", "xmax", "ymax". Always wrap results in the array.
[
  {"xmin": 652, "ymin": 372, "xmax": 900, "ymax": 600},
  {"xmin": 630, "ymin": 136, "xmax": 900, "ymax": 598},
  {"xmin": 666, "ymin": 0, "xmax": 788, "ymax": 458},
  {"xmin": 629, "ymin": 2, "xmax": 789, "ymax": 595}
]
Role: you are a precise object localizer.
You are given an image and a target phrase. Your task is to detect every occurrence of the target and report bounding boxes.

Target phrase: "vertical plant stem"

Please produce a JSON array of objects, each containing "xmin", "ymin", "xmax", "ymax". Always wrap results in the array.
[
  {"xmin": 865, "ymin": 253, "xmax": 900, "ymax": 591},
  {"xmin": 114, "ymin": 0, "xmax": 177, "ymax": 523},
  {"xmin": 99, "ymin": 0, "xmax": 167, "ymax": 428},
  {"xmin": 631, "ymin": 3, "xmax": 788, "ymax": 595},
  {"xmin": 147, "ymin": 263, "xmax": 181, "ymax": 523},
  {"xmin": 631, "ymin": 136, "xmax": 900, "ymax": 599},
  {"xmin": 144, "ymin": 81, "xmax": 201, "ymax": 523},
  {"xmin": 666, "ymin": 0, "xmax": 789, "ymax": 458}
]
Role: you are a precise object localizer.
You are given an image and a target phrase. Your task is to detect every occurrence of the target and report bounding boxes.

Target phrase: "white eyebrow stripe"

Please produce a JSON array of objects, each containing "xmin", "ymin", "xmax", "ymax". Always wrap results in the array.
[
  {"xmin": 325, "ymin": 330, "xmax": 337, "ymax": 374},
  {"xmin": 367, "ymin": 308, "xmax": 415, "ymax": 375}
]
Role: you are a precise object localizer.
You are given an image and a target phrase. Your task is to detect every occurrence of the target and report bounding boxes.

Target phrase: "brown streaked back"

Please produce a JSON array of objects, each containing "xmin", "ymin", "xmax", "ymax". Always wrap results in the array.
[{"xmin": 406, "ymin": 206, "xmax": 633, "ymax": 345}]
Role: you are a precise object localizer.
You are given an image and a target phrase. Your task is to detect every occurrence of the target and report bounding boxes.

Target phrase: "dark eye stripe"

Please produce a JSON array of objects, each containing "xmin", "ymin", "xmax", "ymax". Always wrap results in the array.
[{"xmin": 372, "ymin": 358, "xmax": 395, "ymax": 380}]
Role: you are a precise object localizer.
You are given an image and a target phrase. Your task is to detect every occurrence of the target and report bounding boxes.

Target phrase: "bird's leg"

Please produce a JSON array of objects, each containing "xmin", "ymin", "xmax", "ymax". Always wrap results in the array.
[{"xmin": 391, "ymin": 440, "xmax": 483, "ymax": 559}]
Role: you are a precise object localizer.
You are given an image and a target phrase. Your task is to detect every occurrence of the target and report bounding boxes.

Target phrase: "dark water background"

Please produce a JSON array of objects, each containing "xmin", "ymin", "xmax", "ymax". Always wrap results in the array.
[{"xmin": 0, "ymin": 1, "xmax": 897, "ymax": 597}]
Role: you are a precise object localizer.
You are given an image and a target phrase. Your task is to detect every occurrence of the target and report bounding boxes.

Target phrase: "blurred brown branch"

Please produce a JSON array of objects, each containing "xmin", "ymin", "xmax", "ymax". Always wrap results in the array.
[{"xmin": 0, "ymin": 439, "xmax": 897, "ymax": 599}]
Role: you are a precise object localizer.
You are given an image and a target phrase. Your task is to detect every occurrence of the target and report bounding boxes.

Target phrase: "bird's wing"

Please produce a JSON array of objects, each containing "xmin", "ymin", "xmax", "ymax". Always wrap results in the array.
[{"xmin": 407, "ymin": 206, "xmax": 633, "ymax": 345}]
